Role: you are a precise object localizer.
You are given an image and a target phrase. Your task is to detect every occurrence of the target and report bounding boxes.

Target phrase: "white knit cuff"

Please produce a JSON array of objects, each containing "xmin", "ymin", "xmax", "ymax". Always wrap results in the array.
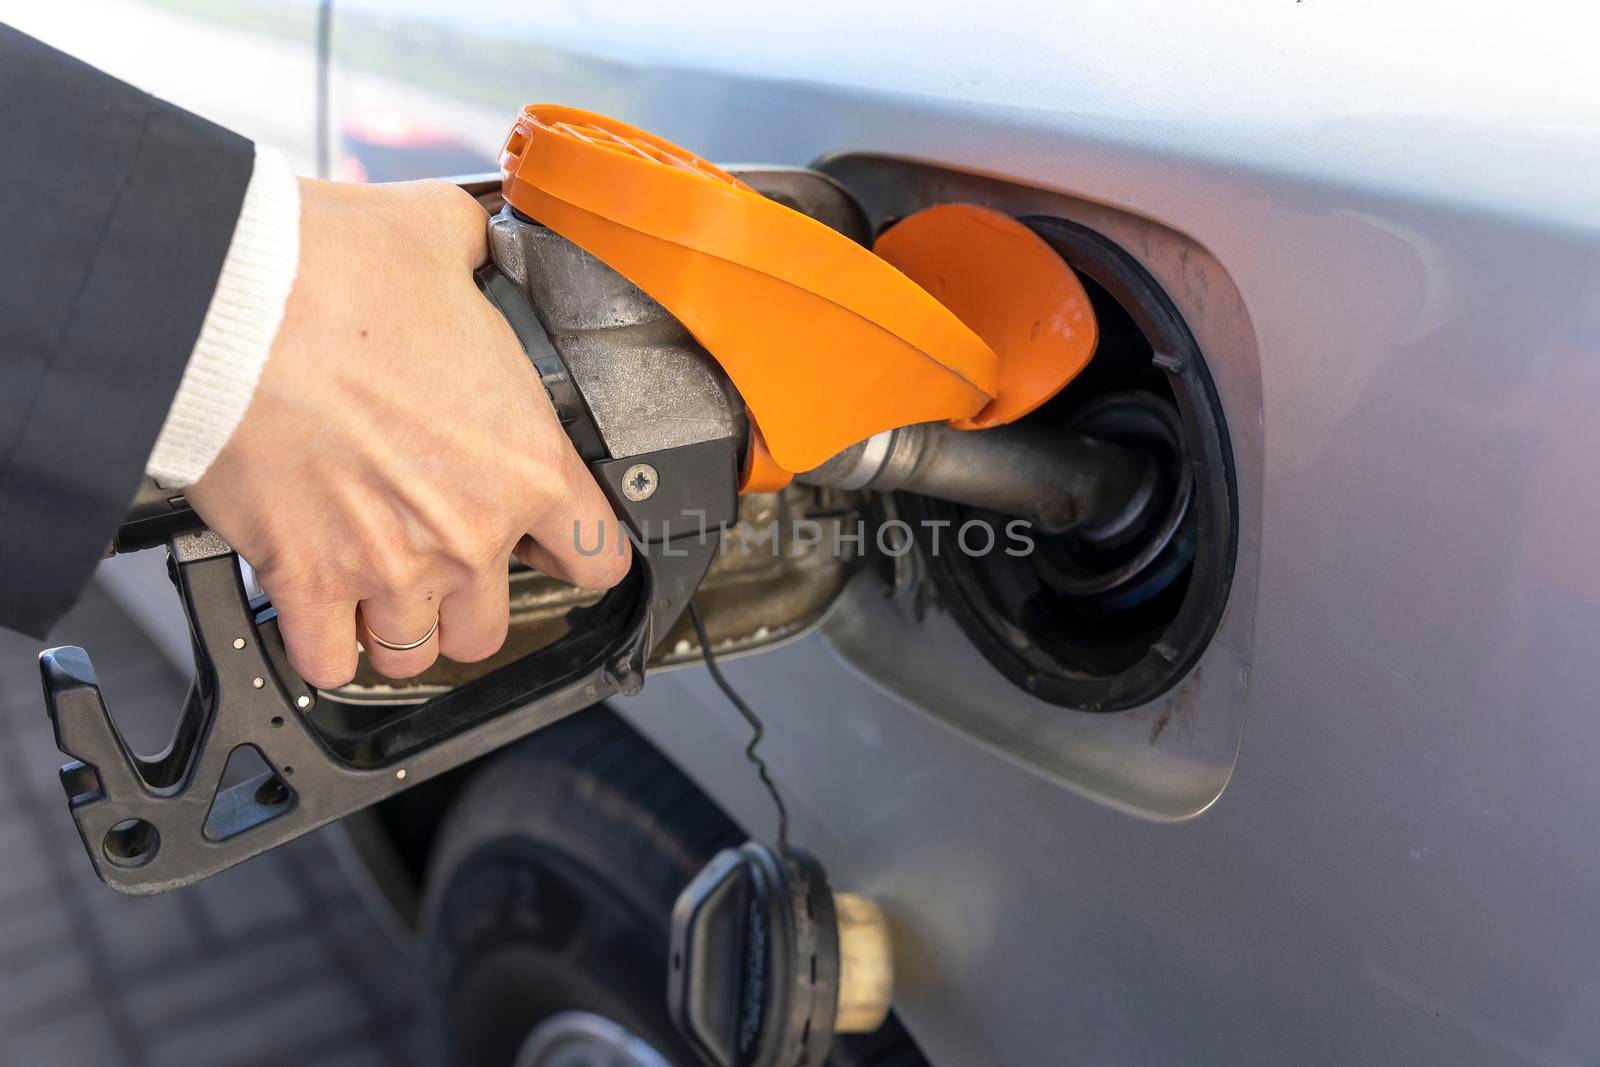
[{"xmin": 146, "ymin": 145, "xmax": 300, "ymax": 487}]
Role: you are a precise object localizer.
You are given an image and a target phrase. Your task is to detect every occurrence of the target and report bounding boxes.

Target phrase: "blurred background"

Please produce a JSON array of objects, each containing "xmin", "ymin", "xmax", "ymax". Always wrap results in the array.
[{"xmin": 2, "ymin": 0, "xmax": 515, "ymax": 183}]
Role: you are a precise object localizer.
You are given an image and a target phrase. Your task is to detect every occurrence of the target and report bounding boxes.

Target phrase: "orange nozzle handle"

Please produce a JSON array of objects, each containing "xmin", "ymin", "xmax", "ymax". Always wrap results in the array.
[{"xmin": 499, "ymin": 106, "xmax": 998, "ymax": 478}]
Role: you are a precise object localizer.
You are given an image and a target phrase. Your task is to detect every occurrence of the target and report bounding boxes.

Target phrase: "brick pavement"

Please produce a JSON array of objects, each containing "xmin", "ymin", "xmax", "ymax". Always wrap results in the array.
[{"xmin": 0, "ymin": 584, "xmax": 425, "ymax": 1066}]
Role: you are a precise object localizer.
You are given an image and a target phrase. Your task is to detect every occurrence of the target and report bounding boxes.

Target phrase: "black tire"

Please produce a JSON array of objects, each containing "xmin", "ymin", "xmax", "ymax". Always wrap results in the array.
[{"xmin": 419, "ymin": 706, "xmax": 928, "ymax": 1067}]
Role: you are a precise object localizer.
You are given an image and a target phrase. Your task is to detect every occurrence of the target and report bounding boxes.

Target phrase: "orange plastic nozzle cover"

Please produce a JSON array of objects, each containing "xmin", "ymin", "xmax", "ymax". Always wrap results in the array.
[
  {"xmin": 740, "ymin": 424, "xmax": 795, "ymax": 493},
  {"xmin": 873, "ymin": 204, "xmax": 1098, "ymax": 429},
  {"xmin": 499, "ymin": 105, "xmax": 998, "ymax": 475}
]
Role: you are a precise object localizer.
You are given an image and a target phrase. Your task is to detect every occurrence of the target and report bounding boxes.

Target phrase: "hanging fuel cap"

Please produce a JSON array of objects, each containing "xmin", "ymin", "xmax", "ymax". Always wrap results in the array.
[{"xmin": 669, "ymin": 843, "xmax": 892, "ymax": 1067}]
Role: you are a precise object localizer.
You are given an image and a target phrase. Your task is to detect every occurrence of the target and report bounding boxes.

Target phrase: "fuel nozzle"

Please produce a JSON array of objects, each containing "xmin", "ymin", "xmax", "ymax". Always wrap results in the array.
[
  {"xmin": 669, "ymin": 843, "xmax": 893, "ymax": 1067},
  {"xmin": 797, "ymin": 419, "xmax": 1163, "ymax": 537}
]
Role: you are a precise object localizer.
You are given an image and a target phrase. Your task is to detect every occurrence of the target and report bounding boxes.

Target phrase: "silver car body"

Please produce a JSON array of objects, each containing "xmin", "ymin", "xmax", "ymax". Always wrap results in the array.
[{"xmin": 484, "ymin": 6, "xmax": 1600, "ymax": 1064}]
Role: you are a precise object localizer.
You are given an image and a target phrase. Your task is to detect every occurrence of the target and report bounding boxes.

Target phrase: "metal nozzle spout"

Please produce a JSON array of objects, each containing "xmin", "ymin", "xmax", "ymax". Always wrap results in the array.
[{"xmin": 797, "ymin": 421, "xmax": 1161, "ymax": 537}]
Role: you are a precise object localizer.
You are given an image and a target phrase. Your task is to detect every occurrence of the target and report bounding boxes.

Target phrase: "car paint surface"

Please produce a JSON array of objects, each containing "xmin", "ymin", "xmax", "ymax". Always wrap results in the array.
[{"xmin": 338, "ymin": 5, "xmax": 1600, "ymax": 1064}]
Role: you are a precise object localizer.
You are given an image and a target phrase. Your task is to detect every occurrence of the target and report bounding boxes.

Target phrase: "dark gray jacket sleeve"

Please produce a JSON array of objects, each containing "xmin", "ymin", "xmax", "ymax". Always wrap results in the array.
[{"xmin": 0, "ymin": 24, "xmax": 254, "ymax": 638}]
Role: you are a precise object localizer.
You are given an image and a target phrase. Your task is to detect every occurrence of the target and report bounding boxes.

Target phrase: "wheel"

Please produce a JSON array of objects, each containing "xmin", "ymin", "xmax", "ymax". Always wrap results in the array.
[
  {"xmin": 420, "ymin": 707, "xmax": 734, "ymax": 1065},
  {"xmin": 419, "ymin": 706, "xmax": 929, "ymax": 1067},
  {"xmin": 514, "ymin": 1010, "xmax": 674, "ymax": 1067}
]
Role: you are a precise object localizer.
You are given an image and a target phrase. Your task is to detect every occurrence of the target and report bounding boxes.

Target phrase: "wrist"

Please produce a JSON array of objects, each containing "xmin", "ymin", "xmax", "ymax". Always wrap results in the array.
[{"xmin": 145, "ymin": 145, "xmax": 301, "ymax": 487}]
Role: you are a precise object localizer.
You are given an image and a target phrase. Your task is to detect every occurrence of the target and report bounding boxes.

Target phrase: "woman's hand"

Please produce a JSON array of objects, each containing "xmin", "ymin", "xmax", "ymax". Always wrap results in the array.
[{"xmin": 185, "ymin": 179, "xmax": 629, "ymax": 687}]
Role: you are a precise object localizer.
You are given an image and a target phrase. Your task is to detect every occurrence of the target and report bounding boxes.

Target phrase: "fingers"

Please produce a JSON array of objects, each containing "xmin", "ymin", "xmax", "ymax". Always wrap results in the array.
[
  {"xmin": 271, "ymin": 573, "xmax": 506, "ymax": 686},
  {"xmin": 272, "ymin": 594, "xmax": 359, "ymax": 690},
  {"xmin": 358, "ymin": 594, "xmax": 442, "ymax": 680},
  {"xmin": 437, "ymin": 571, "xmax": 511, "ymax": 664},
  {"xmin": 520, "ymin": 452, "xmax": 633, "ymax": 589},
  {"xmin": 262, "ymin": 454, "xmax": 627, "ymax": 688}
]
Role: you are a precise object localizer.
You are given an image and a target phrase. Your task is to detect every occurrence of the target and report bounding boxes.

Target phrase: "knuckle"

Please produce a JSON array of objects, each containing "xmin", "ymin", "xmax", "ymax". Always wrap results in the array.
[
  {"xmin": 524, "ymin": 449, "xmax": 578, "ymax": 507},
  {"xmin": 430, "ymin": 177, "xmax": 480, "ymax": 213},
  {"xmin": 370, "ymin": 649, "xmax": 436, "ymax": 681},
  {"xmin": 438, "ymin": 497, "xmax": 513, "ymax": 573},
  {"xmin": 263, "ymin": 555, "xmax": 356, "ymax": 612},
  {"xmin": 461, "ymin": 523, "xmax": 515, "ymax": 572},
  {"xmin": 444, "ymin": 624, "xmax": 507, "ymax": 665},
  {"xmin": 259, "ymin": 562, "xmax": 320, "ymax": 606},
  {"xmin": 570, "ymin": 544, "xmax": 631, "ymax": 590},
  {"xmin": 294, "ymin": 653, "xmax": 356, "ymax": 690},
  {"xmin": 368, "ymin": 554, "xmax": 425, "ymax": 599}
]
